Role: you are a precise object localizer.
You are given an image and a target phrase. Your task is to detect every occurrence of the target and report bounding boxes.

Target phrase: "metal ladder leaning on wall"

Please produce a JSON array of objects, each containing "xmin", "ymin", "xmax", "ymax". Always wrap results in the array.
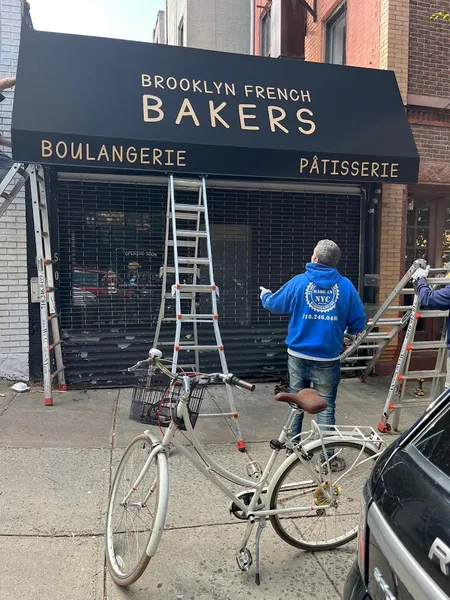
[
  {"xmin": 153, "ymin": 175, "xmax": 245, "ymax": 451},
  {"xmin": 339, "ymin": 260, "xmax": 424, "ymax": 380},
  {"xmin": 377, "ymin": 263, "xmax": 450, "ymax": 432},
  {"xmin": 0, "ymin": 162, "xmax": 66, "ymax": 405}
]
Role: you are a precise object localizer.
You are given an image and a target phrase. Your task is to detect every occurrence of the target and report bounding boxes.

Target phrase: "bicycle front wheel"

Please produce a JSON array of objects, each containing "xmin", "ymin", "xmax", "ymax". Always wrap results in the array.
[
  {"xmin": 269, "ymin": 440, "xmax": 376, "ymax": 551},
  {"xmin": 105, "ymin": 433, "xmax": 168, "ymax": 586}
]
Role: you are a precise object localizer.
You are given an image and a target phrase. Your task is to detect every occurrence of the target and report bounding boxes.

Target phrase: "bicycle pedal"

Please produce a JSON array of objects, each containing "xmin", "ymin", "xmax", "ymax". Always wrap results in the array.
[
  {"xmin": 236, "ymin": 548, "xmax": 253, "ymax": 571},
  {"xmin": 246, "ymin": 461, "xmax": 262, "ymax": 481}
]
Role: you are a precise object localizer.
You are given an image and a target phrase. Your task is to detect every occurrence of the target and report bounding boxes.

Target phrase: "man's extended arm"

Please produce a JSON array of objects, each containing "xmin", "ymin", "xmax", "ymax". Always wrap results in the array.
[
  {"xmin": 416, "ymin": 279, "xmax": 450, "ymax": 310},
  {"xmin": 261, "ymin": 280, "xmax": 294, "ymax": 314}
]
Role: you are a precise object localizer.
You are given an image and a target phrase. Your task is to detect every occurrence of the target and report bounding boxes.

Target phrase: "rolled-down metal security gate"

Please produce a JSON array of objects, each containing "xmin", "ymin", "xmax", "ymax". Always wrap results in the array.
[{"xmin": 56, "ymin": 176, "xmax": 363, "ymax": 387}]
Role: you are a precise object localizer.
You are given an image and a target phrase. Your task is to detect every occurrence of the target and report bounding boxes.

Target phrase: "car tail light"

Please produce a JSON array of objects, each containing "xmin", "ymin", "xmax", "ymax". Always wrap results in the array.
[{"xmin": 357, "ymin": 488, "xmax": 369, "ymax": 580}]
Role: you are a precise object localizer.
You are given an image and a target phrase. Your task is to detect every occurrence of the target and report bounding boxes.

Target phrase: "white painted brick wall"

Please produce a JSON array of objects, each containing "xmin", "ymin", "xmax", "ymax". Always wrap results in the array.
[{"xmin": 0, "ymin": 0, "xmax": 29, "ymax": 380}]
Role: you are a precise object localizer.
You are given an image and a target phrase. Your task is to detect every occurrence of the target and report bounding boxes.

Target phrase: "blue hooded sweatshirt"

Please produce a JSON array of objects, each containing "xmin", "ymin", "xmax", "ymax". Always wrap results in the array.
[
  {"xmin": 416, "ymin": 277, "xmax": 450, "ymax": 349},
  {"xmin": 261, "ymin": 263, "xmax": 366, "ymax": 360}
]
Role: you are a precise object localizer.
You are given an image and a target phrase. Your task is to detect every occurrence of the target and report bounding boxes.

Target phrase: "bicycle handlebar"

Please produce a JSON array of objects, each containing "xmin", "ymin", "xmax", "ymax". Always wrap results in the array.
[{"xmin": 127, "ymin": 349, "xmax": 255, "ymax": 392}]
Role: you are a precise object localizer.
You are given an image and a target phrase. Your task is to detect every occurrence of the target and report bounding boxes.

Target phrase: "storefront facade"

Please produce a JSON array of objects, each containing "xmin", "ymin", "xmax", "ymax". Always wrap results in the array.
[{"xmin": 12, "ymin": 30, "xmax": 419, "ymax": 386}]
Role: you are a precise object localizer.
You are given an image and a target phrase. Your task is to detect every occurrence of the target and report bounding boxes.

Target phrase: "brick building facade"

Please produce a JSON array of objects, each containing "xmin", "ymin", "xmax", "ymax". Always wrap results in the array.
[
  {"xmin": 254, "ymin": 0, "xmax": 450, "ymax": 368},
  {"xmin": 0, "ymin": 0, "xmax": 29, "ymax": 379}
]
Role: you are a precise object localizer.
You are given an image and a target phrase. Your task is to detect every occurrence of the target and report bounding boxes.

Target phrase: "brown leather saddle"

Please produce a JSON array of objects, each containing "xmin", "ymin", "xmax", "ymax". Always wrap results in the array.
[{"xmin": 275, "ymin": 388, "xmax": 327, "ymax": 414}]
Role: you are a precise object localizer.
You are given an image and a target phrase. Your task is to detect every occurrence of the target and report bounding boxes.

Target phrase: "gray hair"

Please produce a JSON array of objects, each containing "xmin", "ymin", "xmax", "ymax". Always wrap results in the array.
[{"xmin": 315, "ymin": 239, "xmax": 341, "ymax": 268}]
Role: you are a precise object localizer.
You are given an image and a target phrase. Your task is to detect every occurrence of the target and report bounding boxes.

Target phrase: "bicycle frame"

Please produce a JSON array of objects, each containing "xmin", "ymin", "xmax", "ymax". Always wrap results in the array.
[{"xmin": 134, "ymin": 375, "xmax": 384, "ymax": 559}]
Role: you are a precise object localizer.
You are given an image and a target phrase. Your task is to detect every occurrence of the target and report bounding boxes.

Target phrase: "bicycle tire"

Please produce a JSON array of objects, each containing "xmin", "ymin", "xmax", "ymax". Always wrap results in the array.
[
  {"xmin": 105, "ymin": 433, "xmax": 168, "ymax": 585},
  {"xmin": 269, "ymin": 439, "xmax": 376, "ymax": 551}
]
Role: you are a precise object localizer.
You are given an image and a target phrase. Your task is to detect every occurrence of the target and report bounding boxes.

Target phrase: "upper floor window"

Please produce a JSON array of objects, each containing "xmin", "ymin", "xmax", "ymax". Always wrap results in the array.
[
  {"xmin": 325, "ymin": 3, "xmax": 346, "ymax": 65},
  {"xmin": 260, "ymin": 10, "xmax": 271, "ymax": 57}
]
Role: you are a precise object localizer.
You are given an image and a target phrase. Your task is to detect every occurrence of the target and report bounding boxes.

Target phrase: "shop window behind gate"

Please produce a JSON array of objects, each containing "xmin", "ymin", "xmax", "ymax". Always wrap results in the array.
[{"xmin": 57, "ymin": 181, "xmax": 361, "ymax": 385}]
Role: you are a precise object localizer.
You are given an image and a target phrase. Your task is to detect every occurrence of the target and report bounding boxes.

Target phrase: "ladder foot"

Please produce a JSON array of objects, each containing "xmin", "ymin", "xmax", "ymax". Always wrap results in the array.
[
  {"xmin": 58, "ymin": 383, "xmax": 68, "ymax": 391},
  {"xmin": 377, "ymin": 421, "xmax": 391, "ymax": 433},
  {"xmin": 237, "ymin": 440, "xmax": 246, "ymax": 452},
  {"xmin": 44, "ymin": 398, "xmax": 54, "ymax": 406}
]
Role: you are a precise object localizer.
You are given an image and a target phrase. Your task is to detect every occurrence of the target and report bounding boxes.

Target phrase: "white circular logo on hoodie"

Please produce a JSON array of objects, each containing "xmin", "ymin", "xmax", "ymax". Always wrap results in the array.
[{"xmin": 305, "ymin": 283, "xmax": 339, "ymax": 313}]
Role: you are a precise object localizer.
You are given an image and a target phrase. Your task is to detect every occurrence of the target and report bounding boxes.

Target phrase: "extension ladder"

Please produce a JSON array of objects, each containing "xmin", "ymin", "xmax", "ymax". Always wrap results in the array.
[
  {"xmin": 377, "ymin": 262, "xmax": 450, "ymax": 432},
  {"xmin": 340, "ymin": 260, "xmax": 423, "ymax": 380},
  {"xmin": 153, "ymin": 175, "xmax": 245, "ymax": 451},
  {"xmin": 0, "ymin": 162, "xmax": 66, "ymax": 405},
  {"xmin": 0, "ymin": 162, "xmax": 30, "ymax": 217}
]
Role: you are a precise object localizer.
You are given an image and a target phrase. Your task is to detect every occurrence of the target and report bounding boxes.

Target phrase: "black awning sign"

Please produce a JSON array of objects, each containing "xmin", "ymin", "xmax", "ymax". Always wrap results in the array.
[{"xmin": 12, "ymin": 30, "xmax": 419, "ymax": 183}]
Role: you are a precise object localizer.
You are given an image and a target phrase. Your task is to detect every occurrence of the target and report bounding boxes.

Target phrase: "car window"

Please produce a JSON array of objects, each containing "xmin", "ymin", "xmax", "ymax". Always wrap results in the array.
[
  {"xmin": 73, "ymin": 270, "xmax": 99, "ymax": 286},
  {"xmin": 414, "ymin": 405, "xmax": 450, "ymax": 478}
]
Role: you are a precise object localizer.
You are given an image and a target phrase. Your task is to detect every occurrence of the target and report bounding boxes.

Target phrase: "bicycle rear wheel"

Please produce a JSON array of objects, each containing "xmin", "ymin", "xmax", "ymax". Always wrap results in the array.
[
  {"xmin": 105, "ymin": 433, "xmax": 168, "ymax": 585},
  {"xmin": 269, "ymin": 440, "xmax": 376, "ymax": 551}
]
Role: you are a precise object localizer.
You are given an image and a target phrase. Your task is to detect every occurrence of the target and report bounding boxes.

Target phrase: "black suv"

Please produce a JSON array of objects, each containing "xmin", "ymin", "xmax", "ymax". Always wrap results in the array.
[{"xmin": 344, "ymin": 390, "xmax": 450, "ymax": 600}]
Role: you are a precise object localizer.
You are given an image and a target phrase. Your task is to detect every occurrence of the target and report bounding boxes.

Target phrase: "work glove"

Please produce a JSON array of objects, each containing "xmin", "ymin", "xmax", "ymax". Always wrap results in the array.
[
  {"xmin": 259, "ymin": 286, "xmax": 272, "ymax": 300},
  {"xmin": 343, "ymin": 332, "xmax": 357, "ymax": 346},
  {"xmin": 411, "ymin": 266, "xmax": 430, "ymax": 282}
]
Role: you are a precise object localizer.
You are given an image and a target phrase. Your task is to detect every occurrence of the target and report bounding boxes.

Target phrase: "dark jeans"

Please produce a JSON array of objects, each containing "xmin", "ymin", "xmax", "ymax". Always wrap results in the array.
[{"xmin": 287, "ymin": 354, "xmax": 341, "ymax": 441}]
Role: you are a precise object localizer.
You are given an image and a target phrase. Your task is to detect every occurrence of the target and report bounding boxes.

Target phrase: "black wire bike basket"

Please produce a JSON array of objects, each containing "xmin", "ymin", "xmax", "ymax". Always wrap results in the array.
[{"xmin": 129, "ymin": 368, "xmax": 206, "ymax": 430}]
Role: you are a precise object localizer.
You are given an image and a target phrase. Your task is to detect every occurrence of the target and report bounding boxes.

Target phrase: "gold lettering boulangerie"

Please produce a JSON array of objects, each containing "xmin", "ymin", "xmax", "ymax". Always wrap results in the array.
[{"xmin": 40, "ymin": 140, "xmax": 187, "ymax": 169}]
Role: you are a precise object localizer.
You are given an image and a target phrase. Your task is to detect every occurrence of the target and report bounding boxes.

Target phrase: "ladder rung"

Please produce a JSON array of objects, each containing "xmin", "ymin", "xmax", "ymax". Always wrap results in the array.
[
  {"xmin": 164, "ymin": 293, "xmax": 195, "ymax": 300},
  {"xmin": 178, "ymin": 257, "xmax": 210, "ymax": 265},
  {"xmin": 369, "ymin": 318, "xmax": 403, "ymax": 325},
  {"xmin": 386, "ymin": 306, "xmax": 411, "ymax": 311},
  {"xmin": 48, "ymin": 313, "xmax": 60, "ymax": 320},
  {"xmin": 172, "ymin": 179, "xmax": 202, "ymax": 190},
  {"xmin": 408, "ymin": 341, "xmax": 448, "ymax": 350},
  {"xmin": 357, "ymin": 345, "xmax": 380, "ymax": 350},
  {"xmin": 177, "ymin": 345, "xmax": 221, "ymax": 351},
  {"xmin": 390, "ymin": 399, "xmax": 434, "ymax": 408},
  {"xmin": 340, "ymin": 366, "xmax": 366, "ymax": 371},
  {"xmin": 178, "ymin": 284, "xmax": 217, "ymax": 293},
  {"xmin": 367, "ymin": 333, "xmax": 390, "ymax": 340},
  {"xmin": 342, "ymin": 356, "xmax": 374, "ymax": 362},
  {"xmin": 417, "ymin": 310, "xmax": 449, "ymax": 318},
  {"xmin": 160, "ymin": 267, "xmax": 200, "ymax": 275},
  {"xmin": 176, "ymin": 230, "xmax": 207, "ymax": 238},
  {"xmin": 399, "ymin": 371, "xmax": 446, "ymax": 380},
  {"xmin": 171, "ymin": 212, "xmax": 199, "ymax": 221},
  {"xmin": 41, "ymin": 231, "xmax": 49, "ymax": 238},
  {"xmin": 49, "ymin": 340, "xmax": 62, "ymax": 350},
  {"xmin": 174, "ymin": 204, "xmax": 205, "ymax": 212},
  {"xmin": 168, "ymin": 240, "xmax": 197, "ymax": 248},
  {"xmin": 50, "ymin": 366, "xmax": 66, "ymax": 379}
]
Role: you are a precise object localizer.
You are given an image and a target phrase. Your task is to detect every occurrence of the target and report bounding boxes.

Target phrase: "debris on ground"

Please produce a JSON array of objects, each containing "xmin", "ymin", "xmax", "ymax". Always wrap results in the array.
[{"xmin": 11, "ymin": 382, "xmax": 30, "ymax": 393}]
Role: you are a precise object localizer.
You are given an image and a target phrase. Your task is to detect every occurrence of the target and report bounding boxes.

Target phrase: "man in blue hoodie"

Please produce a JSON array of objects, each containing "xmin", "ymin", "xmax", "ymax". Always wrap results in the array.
[
  {"xmin": 412, "ymin": 264, "xmax": 450, "ymax": 387},
  {"xmin": 260, "ymin": 239, "xmax": 366, "ymax": 468}
]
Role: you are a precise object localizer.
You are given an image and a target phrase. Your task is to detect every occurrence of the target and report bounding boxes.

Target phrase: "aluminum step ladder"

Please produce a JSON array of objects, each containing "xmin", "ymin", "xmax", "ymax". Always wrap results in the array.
[
  {"xmin": 339, "ymin": 260, "xmax": 426, "ymax": 380},
  {"xmin": 377, "ymin": 263, "xmax": 450, "ymax": 433},
  {"xmin": 153, "ymin": 175, "xmax": 245, "ymax": 451},
  {"xmin": 0, "ymin": 163, "xmax": 67, "ymax": 404}
]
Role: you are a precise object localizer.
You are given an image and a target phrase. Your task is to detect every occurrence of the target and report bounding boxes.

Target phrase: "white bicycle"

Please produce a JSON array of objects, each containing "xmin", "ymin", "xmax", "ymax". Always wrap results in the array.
[{"xmin": 105, "ymin": 349, "xmax": 384, "ymax": 586}]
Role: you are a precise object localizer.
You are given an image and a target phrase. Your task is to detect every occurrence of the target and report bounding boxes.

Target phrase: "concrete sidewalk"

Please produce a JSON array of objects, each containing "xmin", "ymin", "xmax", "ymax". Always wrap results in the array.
[{"xmin": 0, "ymin": 375, "xmax": 425, "ymax": 600}]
